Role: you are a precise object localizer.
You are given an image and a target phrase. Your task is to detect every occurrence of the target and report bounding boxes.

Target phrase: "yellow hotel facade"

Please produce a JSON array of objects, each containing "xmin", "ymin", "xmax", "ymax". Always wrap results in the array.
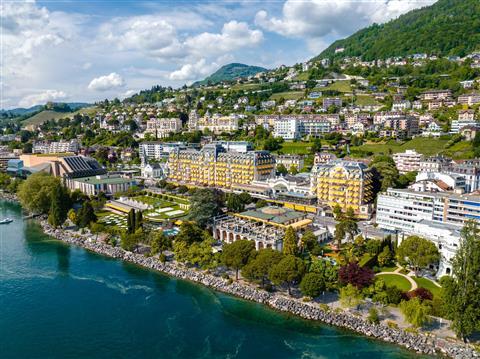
[
  {"xmin": 167, "ymin": 144, "xmax": 275, "ymax": 188},
  {"xmin": 311, "ymin": 160, "xmax": 374, "ymax": 219}
]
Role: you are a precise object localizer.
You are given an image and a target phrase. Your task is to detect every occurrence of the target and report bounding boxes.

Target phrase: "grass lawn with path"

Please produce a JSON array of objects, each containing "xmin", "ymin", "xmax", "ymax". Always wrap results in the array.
[
  {"xmin": 377, "ymin": 273, "xmax": 412, "ymax": 292},
  {"xmin": 413, "ymin": 277, "xmax": 442, "ymax": 298}
]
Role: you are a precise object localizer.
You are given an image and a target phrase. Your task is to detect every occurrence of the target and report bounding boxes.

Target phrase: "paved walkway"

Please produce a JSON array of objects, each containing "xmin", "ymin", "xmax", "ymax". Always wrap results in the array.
[{"xmin": 376, "ymin": 268, "xmax": 418, "ymax": 291}]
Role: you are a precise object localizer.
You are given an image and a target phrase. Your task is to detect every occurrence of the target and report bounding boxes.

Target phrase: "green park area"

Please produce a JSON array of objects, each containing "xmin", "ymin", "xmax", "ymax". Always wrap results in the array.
[
  {"xmin": 278, "ymin": 141, "xmax": 313, "ymax": 155},
  {"xmin": 413, "ymin": 277, "xmax": 443, "ymax": 298},
  {"xmin": 377, "ymin": 273, "xmax": 413, "ymax": 292}
]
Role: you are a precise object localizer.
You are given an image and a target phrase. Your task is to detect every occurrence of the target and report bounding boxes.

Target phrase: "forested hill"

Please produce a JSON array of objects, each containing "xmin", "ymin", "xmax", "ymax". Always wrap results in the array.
[
  {"xmin": 193, "ymin": 63, "xmax": 267, "ymax": 86},
  {"xmin": 316, "ymin": 0, "xmax": 480, "ymax": 61}
]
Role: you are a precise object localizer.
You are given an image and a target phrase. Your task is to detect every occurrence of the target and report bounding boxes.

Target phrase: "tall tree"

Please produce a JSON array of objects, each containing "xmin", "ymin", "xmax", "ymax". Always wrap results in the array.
[
  {"xmin": 283, "ymin": 226, "xmax": 298, "ymax": 256},
  {"xmin": 396, "ymin": 236, "xmax": 440, "ymax": 273},
  {"xmin": 188, "ymin": 188, "xmax": 224, "ymax": 228},
  {"xmin": 269, "ymin": 255, "xmax": 305, "ymax": 295},
  {"xmin": 149, "ymin": 230, "xmax": 171, "ymax": 255},
  {"xmin": 222, "ymin": 240, "xmax": 256, "ymax": 280},
  {"xmin": 400, "ymin": 298, "xmax": 431, "ymax": 328},
  {"xmin": 242, "ymin": 249, "xmax": 284, "ymax": 287},
  {"xmin": 17, "ymin": 173, "xmax": 60, "ymax": 214},
  {"xmin": 175, "ymin": 221, "xmax": 205, "ymax": 245},
  {"xmin": 300, "ymin": 272, "xmax": 326, "ymax": 298},
  {"xmin": 443, "ymin": 221, "xmax": 480, "ymax": 340},
  {"xmin": 48, "ymin": 185, "xmax": 70, "ymax": 228},
  {"xmin": 76, "ymin": 201, "xmax": 97, "ymax": 228}
]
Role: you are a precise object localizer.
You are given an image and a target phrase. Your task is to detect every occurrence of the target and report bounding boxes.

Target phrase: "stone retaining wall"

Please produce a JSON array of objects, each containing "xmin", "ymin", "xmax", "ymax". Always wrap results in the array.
[{"xmin": 38, "ymin": 220, "xmax": 478, "ymax": 359}]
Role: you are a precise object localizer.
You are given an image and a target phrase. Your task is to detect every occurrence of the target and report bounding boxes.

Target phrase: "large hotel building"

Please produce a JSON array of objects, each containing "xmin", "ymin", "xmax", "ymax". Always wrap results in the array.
[
  {"xmin": 311, "ymin": 160, "xmax": 374, "ymax": 219},
  {"xmin": 167, "ymin": 144, "xmax": 275, "ymax": 189}
]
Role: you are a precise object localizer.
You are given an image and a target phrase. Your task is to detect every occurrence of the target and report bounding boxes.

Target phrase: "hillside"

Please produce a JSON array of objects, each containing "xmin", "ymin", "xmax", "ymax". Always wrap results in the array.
[
  {"xmin": 22, "ymin": 106, "xmax": 98, "ymax": 128},
  {"xmin": 193, "ymin": 63, "xmax": 267, "ymax": 86},
  {"xmin": 316, "ymin": 0, "xmax": 480, "ymax": 61}
]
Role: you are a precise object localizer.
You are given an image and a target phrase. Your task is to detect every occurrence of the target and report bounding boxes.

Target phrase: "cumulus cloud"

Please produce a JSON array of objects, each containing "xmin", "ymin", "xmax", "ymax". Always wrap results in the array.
[
  {"xmin": 185, "ymin": 21, "xmax": 263, "ymax": 57},
  {"xmin": 88, "ymin": 73, "xmax": 125, "ymax": 91},
  {"xmin": 19, "ymin": 90, "xmax": 67, "ymax": 108},
  {"xmin": 255, "ymin": 0, "xmax": 436, "ymax": 41},
  {"xmin": 169, "ymin": 59, "xmax": 214, "ymax": 81}
]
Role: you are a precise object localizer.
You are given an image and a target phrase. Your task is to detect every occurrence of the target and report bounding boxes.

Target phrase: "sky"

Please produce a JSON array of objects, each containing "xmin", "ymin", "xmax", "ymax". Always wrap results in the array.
[{"xmin": 1, "ymin": 0, "xmax": 437, "ymax": 109}]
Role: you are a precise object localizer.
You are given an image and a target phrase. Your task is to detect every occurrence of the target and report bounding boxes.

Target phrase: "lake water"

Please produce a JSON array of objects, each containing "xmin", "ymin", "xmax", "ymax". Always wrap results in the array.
[{"xmin": 0, "ymin": 201, "xmax": 421, "ymax": 358}]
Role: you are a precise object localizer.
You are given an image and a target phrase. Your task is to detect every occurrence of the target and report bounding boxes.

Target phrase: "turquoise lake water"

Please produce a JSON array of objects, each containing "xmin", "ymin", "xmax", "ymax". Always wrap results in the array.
[{"xmin": 0, "ymin": 201, "xmax": 422, "ymax": 358}]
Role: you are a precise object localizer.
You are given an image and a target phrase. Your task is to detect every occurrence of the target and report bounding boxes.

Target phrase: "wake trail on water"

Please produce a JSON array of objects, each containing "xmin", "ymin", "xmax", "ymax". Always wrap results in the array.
[{"xmin": 68, "ymin": 273, "xmax": 155, "ymax": 294}]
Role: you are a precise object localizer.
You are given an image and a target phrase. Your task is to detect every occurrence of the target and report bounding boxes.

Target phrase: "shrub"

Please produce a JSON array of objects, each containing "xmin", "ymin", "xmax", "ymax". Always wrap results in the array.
[{"xmin": 406, "ymin": 287, "xmax": 433, "ymax": 301}]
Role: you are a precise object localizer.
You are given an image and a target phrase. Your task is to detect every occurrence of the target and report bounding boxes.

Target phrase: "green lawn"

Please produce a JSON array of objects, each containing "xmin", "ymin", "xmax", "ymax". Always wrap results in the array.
[
  {"xmin": 278, "ymin": 141, "xmax": 313, "ymax": 155},
  {"xmin": 230, "ymin": 83, "xmax": 263, "ymax": 91},
  {"xmin": 377, "ymin": 273, "xmax": 413, "ymax": 291},
  {"xmin": 413, "ymin": 277, "xmax": 442, "ymax": 298},
  {"xmin": 324, "ymin": 80, "xmax": 352, "ymax": 93},
  {"xmin": 442, "ymin": 141, "xmax": 474, "ymax": 160},
  {"xmin": 350, "ymin": 137, "xmax": 451, "ymax": 157},
  {"xmin": 379, "ymin": 265, "xmax": 398, "ymax": 272},
  {"xmin": 355, "ymin": 95, "xmax": 380, "ymax": 106},
  {"xmin": 270, "ymin": 91, "xmax": 305, "ymax": 101}
]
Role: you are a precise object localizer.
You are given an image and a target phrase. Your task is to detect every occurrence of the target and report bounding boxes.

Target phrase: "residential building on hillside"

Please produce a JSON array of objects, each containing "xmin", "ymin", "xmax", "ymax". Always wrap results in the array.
[
  {"xmin": 420, "ymin": 89, "xmax": 452, "ymax": 101},
  {"xmin": 32, "ymin": 140, "xmax": 79, "ymax": 154},
  {"xmin": 140, "ymin": 142, "xmax": 186, "ymax": 161},
  {"xmin": 196, "ymin": 114, "xmax": 239, "ymax": 134},
  {"xmin": 311, "ymin": 160, "xmax": 374, "ymax": 219},
  {"xmin": 393, "ymin": 150, "xmax": 423, "ymax": 174},
  {"xmin": 323, "ymin": 97, "xmax": 342, "ymax": 110},
  {"xmin": 274, "ymin": 155, "xmax": 304, "ymax": 171},
  {"xmin": 167, "ymin": 144, "xmax": 275, "ymax": 189},
  {"xmin": 273, "ymin": 118, "xmax": 301, "ymax": 140},
  {"xmin": 458, "ymin": 93, "xmax": 480, "ymax": 106},
  {"xmin": 145, "ymin": 118, "xmax": 182, "ymax": 138},
  {"xmin": 410, "ymin": 172, "xmax": 466, "ymax": 193},
  {"xmin": 212, "ymin": 141, "xmax": 253, "ymax": 153}
]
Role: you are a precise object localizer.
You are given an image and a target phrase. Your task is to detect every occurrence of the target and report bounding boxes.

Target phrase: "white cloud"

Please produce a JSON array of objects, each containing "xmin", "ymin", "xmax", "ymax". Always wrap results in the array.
[
  {"xmin": 185, "ymin": 20, "xmax": 263, "ymax": 57},
  {"xmin": 256, "ymin": 0, "xmax": 436, "ymax": 43},
  {"xmin": 88, "ymin": 73, "xmax": 125, "ymax": 91},
  {"xmin": 169, "ymin": 59, "xmax": 213, "ymax": 81},
  {"xmin": 19, "ymin": 90, "xmax": 67, "ymax": 108}
]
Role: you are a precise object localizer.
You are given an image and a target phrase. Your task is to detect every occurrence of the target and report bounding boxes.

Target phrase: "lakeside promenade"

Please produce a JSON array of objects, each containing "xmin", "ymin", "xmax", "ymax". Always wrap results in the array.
[{"xmin": 36, "ymin": 217, "xmax": 477, "ymax": 359}]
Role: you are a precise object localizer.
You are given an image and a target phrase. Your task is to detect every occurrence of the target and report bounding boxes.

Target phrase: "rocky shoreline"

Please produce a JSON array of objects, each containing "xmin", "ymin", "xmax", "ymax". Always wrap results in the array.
[{"xmin": 36, "ymin": 220, "xmax": 477, "ymax": 359}]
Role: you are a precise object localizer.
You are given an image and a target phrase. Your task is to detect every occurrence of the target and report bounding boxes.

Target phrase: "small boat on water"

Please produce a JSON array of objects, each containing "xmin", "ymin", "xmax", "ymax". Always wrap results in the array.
[{"xmin": 0, "ymin": 218, "xmax": 13, "ymax": 224}]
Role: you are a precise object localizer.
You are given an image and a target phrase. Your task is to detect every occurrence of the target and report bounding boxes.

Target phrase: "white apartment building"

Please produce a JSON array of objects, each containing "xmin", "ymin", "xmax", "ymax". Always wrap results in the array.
[
  {"xmin": 140, "ymin": 142, "xmax": 186, "ymax": 161},
  {"xmin": 33, "ymin": 140, "xmax": 79, "ymax": 154},
  {"xmin": 391, "ymin": 100, "xmax": 411, "ymax": 111},
  {"xmin": 301, "ymin": 120, "xmax": 331, "ymax": 138},
  {"xmin": 458, "ymin": 93, "xmax": 480, "ymax": 106},
  {"xmin": 273, "ymin": 118, "xmax": 301, "ymax": 140},
  {"xmin": 145, "ymin": 118, "xmax": 182, "ymax": 138},
  {"xmin": 392, "ymin": 150, "xmax": 423, "ymax": 174}
]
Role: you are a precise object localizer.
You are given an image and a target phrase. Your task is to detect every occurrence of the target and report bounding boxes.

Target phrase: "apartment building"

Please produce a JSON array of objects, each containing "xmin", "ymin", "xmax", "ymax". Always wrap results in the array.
[
  {"xmin": 392, "ymin": 150, "xmax": 423, "ymax": 174},
  {"xmin": 274, "ymin": 154, "xmax": 304, "ymax": 171},
  {"xmin": 145, "ymin": 118, "xmax": 182, "ymax": 138},
  {"xmin": 139, "ymin": 142, "xmax": 186, "ymax": 161},
  {"xmin": 32, "ymin": 140, "xmax": 79, "ymax": 154},
  {"xmin": 323, "ymin": 97, "xmax": 342, "ymax": 110},
  {"xmin": 420, "ymin": 89, "xmax": 452, "ymax": 101},
  {"xmin": 167, "ymin": 144, "xmax": 275, "ymax": 189},
  {"xmin": 196, "ymin": 114, "xmax": 239, "ymax": 134},
  {"xmin": 273, "ymin": 118, "xmax": 301, "ymax": 140},
  {"xmin": 311, "ymin": 160, "xmax": 374, "ymax": 219},
  {"xmin": 458, "ymin": 93, "xmax": 480, "ymax": 106}
]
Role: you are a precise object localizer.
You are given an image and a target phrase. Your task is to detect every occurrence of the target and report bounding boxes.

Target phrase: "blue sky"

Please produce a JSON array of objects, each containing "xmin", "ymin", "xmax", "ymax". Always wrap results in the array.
[{"xmin": 2, "ymin": 0, "xmax": 436, "ymax": 108}]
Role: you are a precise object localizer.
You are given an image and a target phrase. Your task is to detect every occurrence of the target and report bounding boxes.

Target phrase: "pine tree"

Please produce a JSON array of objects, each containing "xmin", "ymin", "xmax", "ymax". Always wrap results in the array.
[
  {"xmin": 127, "ymin": 209, "xmax": 136, "ymax": 234},
  {"xmin": 282, "ymin": 226, "xmax": 298, "ymax": 256},
  {"xmin": 76, "ymin": 201, "xmax": 97, "ymax": 228},
  {"xmin": 135, "ymin": 210, "xmax": 143, "ymax": 230}
]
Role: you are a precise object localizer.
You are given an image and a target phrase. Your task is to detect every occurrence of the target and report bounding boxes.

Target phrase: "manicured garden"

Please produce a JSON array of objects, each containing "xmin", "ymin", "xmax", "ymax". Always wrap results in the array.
[
  {"xmin": 413, "ymin": 277, "xmax": 442, "ymax": 298},
  {"xmin": 377, "ymin": 273, "xmax": 413, "ymax": 292}
]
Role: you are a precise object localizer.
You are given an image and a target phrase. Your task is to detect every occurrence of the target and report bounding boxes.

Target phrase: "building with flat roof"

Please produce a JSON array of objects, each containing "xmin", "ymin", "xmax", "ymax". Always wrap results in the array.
[
  {"xmin": 213, "ymin": 206, "xmax": 312, "ymax": 251},
  {"xmin": 66, "ymin": 174, "xmax": 136, "ymax": 196},
  {"xmin": 393, "ymin": 150, "xmax": 423, "ymax": 174}
]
